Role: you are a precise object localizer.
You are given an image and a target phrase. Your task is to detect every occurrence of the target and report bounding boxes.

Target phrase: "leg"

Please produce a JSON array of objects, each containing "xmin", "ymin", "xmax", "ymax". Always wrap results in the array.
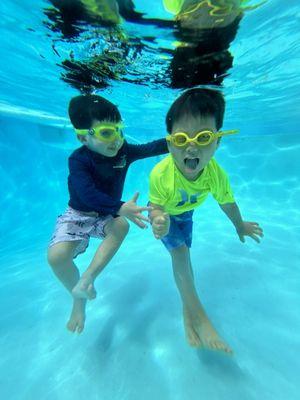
[
  {"xmin": 47, "ymin": 241, "xmax": 87, "ymax": 333},
  {"xmin": 171, "ymin": 245, "xmax": 232, "ymax": 353},
  {"xmin": 72, "ymin": 217, "xmax": 129, "ymax": 299}
]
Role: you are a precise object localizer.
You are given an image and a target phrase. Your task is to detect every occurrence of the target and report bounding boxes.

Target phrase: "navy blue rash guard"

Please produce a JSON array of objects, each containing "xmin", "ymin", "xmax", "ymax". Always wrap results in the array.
[{"xmin": 68, "ymin": 139, "xmax": 168, "ymax": 215}]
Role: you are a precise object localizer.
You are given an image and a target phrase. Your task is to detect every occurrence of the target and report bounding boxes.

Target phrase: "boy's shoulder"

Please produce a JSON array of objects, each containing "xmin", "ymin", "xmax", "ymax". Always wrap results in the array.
[
  {"xmin": 207, "ymin": 158, "xmax": 227, "ymax": 175},
  {"xmin": 68, "ymin": 146, "xmax": 95, "ymax": 171},
  {"xmin": 206, "ymin": 158, "xmax": 231, "ymax": 190},
  {"xmin": 69, "ymin": 145, "xmax": 89, "ymax": 160},
  {"xmin": 150, "ymin": 154, "xmax": 174, "ymax": 177}
]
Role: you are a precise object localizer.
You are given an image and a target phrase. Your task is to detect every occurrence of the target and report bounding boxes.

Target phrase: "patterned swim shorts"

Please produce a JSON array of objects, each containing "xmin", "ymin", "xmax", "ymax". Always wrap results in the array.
[{"xmin": 49, "ymin": 207, "xmax": 114, "ymax": 258}]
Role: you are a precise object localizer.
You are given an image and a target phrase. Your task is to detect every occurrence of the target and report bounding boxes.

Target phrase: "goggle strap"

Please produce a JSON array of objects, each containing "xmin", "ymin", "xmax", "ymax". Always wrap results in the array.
[
  {"xmin": 75, "ymin": 129, "xmax": 88, "ymax": 136},
  {"xmin": 217, "ymin": 129, "xmax": 239, "ymax": 137}
]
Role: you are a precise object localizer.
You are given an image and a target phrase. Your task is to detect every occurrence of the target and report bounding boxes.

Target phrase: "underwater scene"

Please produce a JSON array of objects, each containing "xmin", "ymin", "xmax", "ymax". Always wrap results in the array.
[{"xmin": 0, "ymin": 1, "xmax": 299, "ymax": 399}]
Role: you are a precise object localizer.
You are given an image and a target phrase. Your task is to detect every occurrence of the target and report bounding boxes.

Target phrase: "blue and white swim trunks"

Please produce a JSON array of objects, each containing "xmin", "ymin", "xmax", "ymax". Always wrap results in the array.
[{"xmin": 161, "ymin": 210, "xmax": 194, "ymax": 251}]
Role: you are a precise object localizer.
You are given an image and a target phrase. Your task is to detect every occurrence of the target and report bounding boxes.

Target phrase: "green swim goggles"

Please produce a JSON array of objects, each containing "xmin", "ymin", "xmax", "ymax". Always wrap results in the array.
[
  {"xmin": 75, "ymin": 123, "xmax": 124, "ymax": 143},
  {"xmin": 166, "ymin": 129, "xmax": 238, "ymax": 147}
]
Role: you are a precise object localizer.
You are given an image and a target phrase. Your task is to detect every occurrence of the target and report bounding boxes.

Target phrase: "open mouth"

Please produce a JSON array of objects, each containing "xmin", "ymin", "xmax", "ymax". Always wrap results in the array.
[{"xmin": 184, "ymin": 157, "xmax": 200, "ymax": 171}]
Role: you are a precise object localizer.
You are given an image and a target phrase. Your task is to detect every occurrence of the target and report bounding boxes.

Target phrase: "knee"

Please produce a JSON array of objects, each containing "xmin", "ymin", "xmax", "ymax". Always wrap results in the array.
[
  {"xmin": 47, "ymin": 246, "xmax": 71, "ymax": 268},
  {"xmin": 113, "ymin": 217, "xmax": 130, "ymax": 238}
]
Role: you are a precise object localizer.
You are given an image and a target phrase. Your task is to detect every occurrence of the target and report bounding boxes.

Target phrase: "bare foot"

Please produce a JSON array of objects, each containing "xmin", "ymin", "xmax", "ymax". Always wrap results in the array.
[
  {"xmin": 72, "ymin": 273, "xmax": 97, "ymax": 300},
  {"xmin": 66, "ymin": 298, "xmax": 86, "ymax": 333},
  {"xmin": 183, "ymin": 308, "xmax": 201, "ymax": 347},
  {"xmin": 183, "ymin": 308, "xmax": 232, "ymax": 354}
]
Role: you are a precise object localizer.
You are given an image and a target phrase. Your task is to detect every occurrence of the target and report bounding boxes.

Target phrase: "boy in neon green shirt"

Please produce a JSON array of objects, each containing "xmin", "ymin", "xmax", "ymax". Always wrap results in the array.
[{"xmin": 149, "ymin": 88, "xmax": 263, "ymax": 353}]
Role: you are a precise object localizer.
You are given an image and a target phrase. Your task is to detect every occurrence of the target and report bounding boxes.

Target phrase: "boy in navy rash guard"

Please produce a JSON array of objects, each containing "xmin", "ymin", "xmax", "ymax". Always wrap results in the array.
[{"xmin": 47, "ymin": 95, "xmax": 168, "ymax": 333}]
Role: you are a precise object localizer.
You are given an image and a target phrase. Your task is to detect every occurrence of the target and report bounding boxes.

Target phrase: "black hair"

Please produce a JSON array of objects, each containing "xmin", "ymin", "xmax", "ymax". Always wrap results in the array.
[
  {"xmin": 166, "ymin": 88, "xmax": 225, "ymax": 133},
  {"xmin": 68, "ymin": 94, "xmax": 122, "ymax": 129}
]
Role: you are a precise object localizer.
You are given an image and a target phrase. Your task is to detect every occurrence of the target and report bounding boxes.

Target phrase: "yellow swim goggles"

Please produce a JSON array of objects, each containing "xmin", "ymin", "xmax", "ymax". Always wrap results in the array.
[
  {"xmin": 166, "ymin": 129, "xmax": 238, "ymax": 147},
  {"xmin": 75, "ymin": 123, "xmax": 124, "ymax": 143}
]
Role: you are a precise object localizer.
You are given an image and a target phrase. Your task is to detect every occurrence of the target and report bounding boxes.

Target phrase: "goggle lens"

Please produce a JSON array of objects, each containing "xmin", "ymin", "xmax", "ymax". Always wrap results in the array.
[
  {"xmin": 91, "ymin": 125, "xmax": 124, "ymax": 142},
  {"xmin": 175, "ymin": 135, "xmax": 188, "ymax": 146},
  {"xmin": 196, "ymin": 132, "xmax": 211, "ymax": 144}
]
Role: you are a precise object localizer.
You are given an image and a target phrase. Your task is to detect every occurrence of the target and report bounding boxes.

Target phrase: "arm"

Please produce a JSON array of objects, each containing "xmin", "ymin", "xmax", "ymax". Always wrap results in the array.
[
  {"xmin": 219, "ymin": 202, "xmax": 263, "ymax": 243},
  {"xmin": 127, "ymin": 139, "xmax": 168, "ymax": 162},
  {"xmin": 70, "ymin": 157, "xmax": 151, "ymax": 227}
]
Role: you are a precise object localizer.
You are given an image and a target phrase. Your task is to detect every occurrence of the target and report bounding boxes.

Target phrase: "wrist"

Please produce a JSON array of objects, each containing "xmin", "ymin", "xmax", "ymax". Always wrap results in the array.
[
  {"xmin": 235, "ymin": 221, "xmax": 244, "ymax": 232},
  {"xmin": 117, "ymin": 205, "xmax": 125, "ymax": 216}
]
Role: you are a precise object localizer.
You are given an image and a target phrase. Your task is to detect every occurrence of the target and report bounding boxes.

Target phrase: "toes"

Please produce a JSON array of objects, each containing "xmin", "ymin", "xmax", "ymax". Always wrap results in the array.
[
  {"xmin": 185, "ymin": 325, "xmax": 202, "ymax": 347},
  {"xmin": 66, "ymin": 321, "xmax": 76, "ymax": 332},
  {"xmin": 218, "ymin": 341, "xmax": 232, "ymax": 354},
  {"xmin": 212, "ymin": 340, "xmax": 233, "ymax": 354},
  {"xmin": 200, "ymin": 339, "xmax": 228, "ymax": 353},
  {"xmin": 67, "ymin": 320, "xmax": 85, "ymax": 334},
  {"xmin": 188, "ymin": 333, "xmax": 201, "ymax": 347},
  {"xmin": 191, "ymin": 332, "xmax": 202, "ymax": 348}
]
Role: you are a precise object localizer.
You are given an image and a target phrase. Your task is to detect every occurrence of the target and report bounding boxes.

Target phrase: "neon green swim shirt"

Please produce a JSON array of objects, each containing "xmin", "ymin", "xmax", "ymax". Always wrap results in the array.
[
  {"xmin": 163, "ymin": 0, "xmax": 184, "ymax": 14},
  {"xmin": 149, "ymin": 155, "xmax": 235, "ymax": 215},
  {"xmin": 162, "ymin": 0, "xmax": 263, "ymax": 15}
]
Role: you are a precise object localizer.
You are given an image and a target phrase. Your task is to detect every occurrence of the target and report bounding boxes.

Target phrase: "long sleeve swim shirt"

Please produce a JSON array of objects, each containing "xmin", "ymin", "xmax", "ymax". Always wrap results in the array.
[{"xmin": 68, "ymin": 139, "xmax": 168, "ymax": 215}]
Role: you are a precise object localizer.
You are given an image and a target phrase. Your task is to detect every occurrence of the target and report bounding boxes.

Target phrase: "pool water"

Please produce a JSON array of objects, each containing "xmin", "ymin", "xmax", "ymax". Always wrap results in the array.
[{"xmin": 0, "ymin": 1, "xmax": 300, "ymax": 399}]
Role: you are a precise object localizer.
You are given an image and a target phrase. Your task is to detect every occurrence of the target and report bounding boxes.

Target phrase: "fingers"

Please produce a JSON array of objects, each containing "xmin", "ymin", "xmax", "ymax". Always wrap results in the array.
[
  {"xmin": 152, "ymin": 213, "xmax": 169, "ymax": 239},
  {"xmin": 134, "ymin": 213, "xmax": 150, "ymax": 223},
  {"xmin": 129, "ymin": 216, "xmax": 147, "ymax": 229},
  {"xmin": 250, "ymin": 222, "xmax": 264, "ymax": 236},
  {"xmin": 154, "ymin": 216, "xmax": 167, "ymax": 225},
  {"xmin": 131, "ymin": 192, "xmax": 139, "ymax": 202},
  {"xmin": 153, "ymin": 231, "xmax": 165, "ymax": 239},
  {"xmin": 239, "ymin": 233, "xmax": 245, "ymax": 243},
  {"xmin": 255, "ymin": 227, "xmax": 264, "ymax": 237},
  {"xmin": 153, "ymin": 225, "xmax": 168, "ymax": 238},
  {"xmin": 154, "ymin": 213, "xmax": 169, "ymax": 224},
  {"xmin": 138, "ymin": 206, "xmax": 153, "ymax": 212},
  {"xmin": 153, "ymin": 225, "xmax": 166, "ymax": 233},
  {"xmin": 248, "ymin": 223, "xmax": 263, "ymax": 240},
  {"xmin": 136, "ymin": 220, "xmax": 147, "ymax": 229},
  {"xmin": 250, "ymin": 234, "xmax": 260, "ymax": 243}
]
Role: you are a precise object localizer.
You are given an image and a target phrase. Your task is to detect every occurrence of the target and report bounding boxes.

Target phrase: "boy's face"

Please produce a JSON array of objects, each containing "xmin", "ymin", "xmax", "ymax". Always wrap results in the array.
[
  {"xmin": 168, "ymin": 115, "xmax": 219, "ymax": 180},
  {"xmin": 78, "ymin": 119, "xmax": 124, "ymax": 157}
]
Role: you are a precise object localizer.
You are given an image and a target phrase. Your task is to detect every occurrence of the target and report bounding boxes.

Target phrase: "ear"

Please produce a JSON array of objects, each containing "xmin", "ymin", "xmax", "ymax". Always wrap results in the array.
[
  {"xmin": 77, "ymin": 134, "xmax": 87, "ymax": 144},
  {"xmin": 166, "ymin": 140, "xmax": 172, "ymax": 152}
]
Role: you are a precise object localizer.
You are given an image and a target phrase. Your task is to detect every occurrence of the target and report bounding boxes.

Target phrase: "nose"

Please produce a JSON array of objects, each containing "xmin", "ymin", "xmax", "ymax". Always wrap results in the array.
[{"xmin": 186, "ymin": 142, "xmax": 199, "ymax": 154}]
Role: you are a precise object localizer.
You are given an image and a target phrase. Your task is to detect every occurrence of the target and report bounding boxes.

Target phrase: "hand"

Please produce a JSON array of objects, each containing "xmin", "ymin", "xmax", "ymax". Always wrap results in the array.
[
  {"xmin": 236, "ymin": 221, "xmax": 264, "ymax": 243},
  {"xmin": 152, "ymin": 213, "xmax": 170, "ymax": 239},
  {"xmin": 118, "ymin": 192, "xmax": 152, "ymax": 229}
]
